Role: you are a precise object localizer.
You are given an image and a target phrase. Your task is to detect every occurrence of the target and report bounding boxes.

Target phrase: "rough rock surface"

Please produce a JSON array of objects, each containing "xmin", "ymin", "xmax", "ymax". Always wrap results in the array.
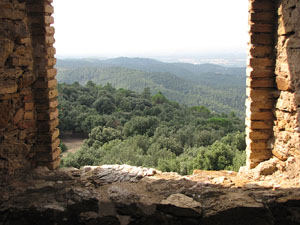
[{"xmin": 1, "ymin": 165, "xmax": 300, "ymax": 225}]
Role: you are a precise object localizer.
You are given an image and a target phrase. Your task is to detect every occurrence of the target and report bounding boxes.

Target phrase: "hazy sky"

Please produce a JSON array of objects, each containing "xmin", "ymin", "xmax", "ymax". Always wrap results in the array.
[{"xmin": 53, "ymin": 0, "xmax": 248, "ymax": 57}]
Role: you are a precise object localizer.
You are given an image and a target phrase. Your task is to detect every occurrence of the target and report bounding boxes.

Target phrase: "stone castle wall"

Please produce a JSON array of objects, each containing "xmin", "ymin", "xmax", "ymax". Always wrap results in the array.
[
  {"xmin": 0, "ymin": 0, "xmax": 59, "ymax": 176},
  {"xmin": 0, "ymin": 0, "xmax": 300, "ymax": 175},
  {"xmin": 272, "ymin": 0, "xmax": 300, "ymax": 161},
  {"xmin": 246, "ymin": 0, "xmax": 300, "ymax": 169}
]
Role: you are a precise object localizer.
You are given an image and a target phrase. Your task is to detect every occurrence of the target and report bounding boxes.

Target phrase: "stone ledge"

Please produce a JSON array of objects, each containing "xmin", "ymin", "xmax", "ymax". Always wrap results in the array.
[{"xmin": 1, "ymin": 165, "xmax": 300, "ymax": 225}]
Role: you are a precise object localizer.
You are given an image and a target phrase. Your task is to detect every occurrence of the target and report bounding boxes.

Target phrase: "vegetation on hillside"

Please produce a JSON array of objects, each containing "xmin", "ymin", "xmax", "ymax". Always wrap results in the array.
[
  {"xmin": 56, "ymin": 58, "xmax": 246, "ymax": 117},
  {"xmin": 58, "ymin": 82, "xmax": 246, "ymax": 174}
]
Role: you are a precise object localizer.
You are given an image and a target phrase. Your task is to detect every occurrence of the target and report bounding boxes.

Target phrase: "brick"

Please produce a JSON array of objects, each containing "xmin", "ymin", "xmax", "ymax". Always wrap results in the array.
[
  {"xmin": 37, "ymin": 118, "xmax": 59, "ymax": 132},
  {"xmin": 246, "ymin": 67, "xmax": 274, "ymax": 78},
  {"xmin": 48, "ymin": 156, "xmax": 61, "ymax": 170},
  {"xmin": 0, "ymin": 80, "xmax": 17, "ymax": 94},
  {"xmin": 247, "ymin": 57, "xmax": 274, "ymax": 68},
  {"xmin": 249, "ymin": 12, "xmax": 274, "ymax": 22},
  {"xmin": 249, "ymin": 23, "xmax": 273, "ymax": 33},
  {"xmin": 35, "ymin": 99, "xmax": 58, "ymax": 111},
  {"xmin": 46, "ymin": 26, "xmax": 55, "ymax": 35},
  {"xmin": 249, "ymin": 1, "xmax": 274, "ymax": 11},
  {"xmin": 24, "ymin": 111, "xmax": 34, "ymax": 120},
  {"xmin": 47, "ymin": 58, "xmax": 56, "ymax": 66},
  {"xmin": 247, "ymin": 149, "xmax": 272, "ymax": 165},
  {"xmin": 45, "ymin": 16, "xmax": 54, "ymax": 25},
  {"xmin": 245, "ymin": 98, "xmax": 275, "ymax": 110},
  {"xmin": 37, "ymin": 128, "xmax": 59, "ymax": 142},
  {"xmin": 47, "ymin": 47, "xmax": 56, "ymax": 55},
  {"xmin": 34, "ymin": 79, "xmax": 57, "ymax": 89},
  {"xmin": 246, "ymin": 127, "xmax": 272, "ymax": 139},
  {"xmin": 45, "ymin": 36, "xmax": 55, "ymax": 44},
  {"xmin": 246, "ymin": 109, "xmax": 274, "ymax": 120},
  {"xmin": 25, "ymin": 102, "xmax": 34, "ymax": 110},
  {"xmin": 35, "ymin": 147, "xmax": 60, "ymax": 162},
  {"xmin": 246, "ymin": 139, "xmax": 268, "ymax": 150},
  {"xmin": 250, "ymin": 33, "xmax": 273, "ymax": 45},
  {"xmin": 35, "ymin": 88, "xmax": 58, "ymax": 100},
  {"xmin": 249, "ymin": 45, "xmax": 273, "ymax": 58},
  {"xmin": 246, "ymin": 118, "xmax": 273, "ymax": 129},
  {"xmin": 246, "ymin": 87, "xmax": 276, "ymax": 100},
  {"xmin": 36, "ymin": 138, "xmax": 60, "ymax": 152},
  {"xmin": 246, "ymin": 78, "xmax": 275, "ymax": 88},
  {"xmin": 37, "ymin": 108, "xmax": 58, "ymax": 120}
]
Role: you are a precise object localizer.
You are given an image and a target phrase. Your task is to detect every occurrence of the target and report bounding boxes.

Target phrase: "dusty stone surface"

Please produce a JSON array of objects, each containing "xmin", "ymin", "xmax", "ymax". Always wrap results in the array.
[{"xmin": 1, "ymin": 165, "xmax": 300, "ymax": 225}]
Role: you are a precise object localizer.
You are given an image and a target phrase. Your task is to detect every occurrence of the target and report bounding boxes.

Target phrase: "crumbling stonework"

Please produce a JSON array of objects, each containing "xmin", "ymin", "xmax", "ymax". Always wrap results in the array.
[
  {"xmin": 0, "ymin": 0, "xmax": 300, "ymax": 175},
  {"xmin": 0, "ymin": 0, "xmax": 59, "ymax": 176},
  {"xmin": 246, "ymin": 0, "xmax": 300, "ymax": 169},
  {"xmin": 1, "ymin": 166, "xmax": 300, "ymax": 225},
  {"xmin": 272, "ymin": 0, "xmax": 300, "ymax": 161}
]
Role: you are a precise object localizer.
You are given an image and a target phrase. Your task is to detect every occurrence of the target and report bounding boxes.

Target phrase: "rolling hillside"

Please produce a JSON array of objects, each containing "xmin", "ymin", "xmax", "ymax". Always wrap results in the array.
[{"xmin": 56, "ymin": 57, "xmax": 246, "ymax": 116}]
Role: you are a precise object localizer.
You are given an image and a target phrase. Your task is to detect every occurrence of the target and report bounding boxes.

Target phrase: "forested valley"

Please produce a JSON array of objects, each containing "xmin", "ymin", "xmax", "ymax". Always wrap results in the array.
[
  {"xmin": 56, "ymin": 57, "xmax": 246, "ymax": 117},
  {"xmin": 58, "ymin": 81, "xmax": 246, "ymax": 174}
]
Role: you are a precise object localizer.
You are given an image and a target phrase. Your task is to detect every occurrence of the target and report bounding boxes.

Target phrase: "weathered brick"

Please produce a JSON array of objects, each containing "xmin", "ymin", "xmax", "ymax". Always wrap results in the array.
[
  {"xmin": 0, "ymin": 80, "xmax": 17, "ymax": 94},
  {"xmin": 246, "ymin": 118, "xmax": 273, "ymax": 129},
  {"xmin": 247, "ymin": 78, "xmax": 275, "ymax": 88},
  {"xmin": 246, "ymin": 67, "xmax": 275, "ymax": 78},
  {"xmin": 249, "ymin": 23, "xmax": 273, "ymax": 33},
  {"xmin": 250, "ymin": 33, "xmax": 273, "ymax": 45},
  {"xmin": 24, "ymin": 111, "xmax": 34, "ymax": 120},
  {"xmin": 246, "ymin": 127, "xmax": 272, "ymax": 140},
  {"xmin": 247, "ymin": 57, "xmax": 274, "ymax": 68}
]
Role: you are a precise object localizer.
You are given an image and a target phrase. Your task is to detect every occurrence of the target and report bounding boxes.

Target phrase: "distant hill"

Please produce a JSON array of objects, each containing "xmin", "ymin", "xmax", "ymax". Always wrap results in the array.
[{"xmin": 56, "ymin": 57, "xmax": 246, "ymax": 116}]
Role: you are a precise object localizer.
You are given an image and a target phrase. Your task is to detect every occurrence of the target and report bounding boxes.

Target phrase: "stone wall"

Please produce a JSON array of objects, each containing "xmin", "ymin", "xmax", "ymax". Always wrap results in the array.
[
  {"xmin": 0, "ymin": 0, "xmax": 59, "ymax": 176},
  {"xmin": 246, "ymin": 0, "xmax": 277, "ymax": 168},
  {"xmin": 0, "ymin": 0, "xmax": 300, "ymax": 175},
  {"xmin": 272, "ymin": 0, "xmax": 300, "ymax": 161}
]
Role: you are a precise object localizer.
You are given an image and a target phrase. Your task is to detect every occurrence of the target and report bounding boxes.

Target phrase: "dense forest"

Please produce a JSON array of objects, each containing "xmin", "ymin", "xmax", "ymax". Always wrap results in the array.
[
  {"xmin": 58, "ymin": 82, "xmax": 246, "ymax": 174},
  {"xmin": 56, "ymin": 57, "xmax": 246, "ymax": 117}
]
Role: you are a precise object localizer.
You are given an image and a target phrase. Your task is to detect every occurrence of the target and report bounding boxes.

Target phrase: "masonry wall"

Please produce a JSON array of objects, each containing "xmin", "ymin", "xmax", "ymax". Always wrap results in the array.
[
  {"xmin": 246, "ymin": 0, "xmax": 300, "ymax": 169},
  {"xmin": 0, "ymin": 0, "xmax": 59, "ymax": 176},
  {"xmin": 272, "ymin": 0, "xmax": 300, "ymax": 161}
]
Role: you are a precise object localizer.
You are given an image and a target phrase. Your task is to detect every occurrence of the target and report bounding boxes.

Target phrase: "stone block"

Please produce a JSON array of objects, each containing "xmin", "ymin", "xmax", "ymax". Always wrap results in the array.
[
  {"xmin": 24, "ymin": 111, "xmax": 34, "ymax": 120},
  {"xmin": 276, "ymin": 76, "xmax": 292, "ymax": 91},
  {"xmin": 0, "ymin": 38, "xmax": 14, "ymax": 67},
  {"xmin": 249, "ymin": 1, "xmax": 274, "ymax": 11},
  {"xmin": 250, "ymin": 33, "xmax": 273, "ymax": 45},
  {"xmin": 46, "ymin": 26, "xmax": 55, "ymax": 35},
  {"xmin": 45, "ymin": 16, "xmax": 54, "ymax": 25},
  {"xmin": 25, "ymin": 102, "xmax": 34, "ymax": 111},
  {"xmin": 35, "ymin": 147, "xmax": 60, "ymax": 162},
  {"xmin": 246, "ymin": 110, "xmax": 274, "ymax": 120},
  {"xmin": 246, "ymin": 118, "xmax": 273, "ymax": 129},
  {"xmin": 36, "ymin": 137, "xmax": 60, "ymax": 152},
  {"xmin": 246, "ymin": 87, "xmax": 276, "ymax": 100},
  {"xmin": 246, "ymin": 139, "xmax": 268, "ymax": 150},
  {"xmin": 246, "ymin": 67, "xmax": 274, "ymax": 78},
  {"xmin": 247, "ymin": 57, "xmax": 274, "ymax": 68},
  {"xmin": 245, "ymin": 98, "xmax": 275, "ymax": 110},
  {"xmin": 249, "ymin": 23, "xmax": 273, "ymax": 33},
  {"xmin": 34, "ymin": 79, "xmax": 57, "ymax": 89},
  {"xmin": 246, "ymin": 78, "xmax": 275, "ymax": 88},
  {"xmin": 37, "ymin": 118, "xmax": 59, "ymax": 132},
  {"xmin": 0, "ymin": 80, "xmax": 18, "ymax": 94},
  {"xmin": 37, "ymin": 108, "xmax": 58, "ymax": 121},
  {"xmin": 246, "ymin": 127, "xmax": 272, "ymax": 140},
  {"xmin": 13, "ymin": 108, "xmax": 24, "ymax": 124},
  {"xmin": 249, "ymin": 12, "xmax": 274, "ymax": 22},
  {"xmin": 35, "ymin": 88, "xmax": 58, "ymax": 100},
  {"xmin": 249, "ymin": 45, "xmax": 273, "ymax": 58}
]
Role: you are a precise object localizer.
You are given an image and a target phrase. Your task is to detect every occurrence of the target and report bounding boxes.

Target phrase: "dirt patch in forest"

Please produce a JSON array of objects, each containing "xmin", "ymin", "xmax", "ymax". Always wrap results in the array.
[{"xmin": 60, "ymin": 135, "xmax": 85, "ymax": 157}]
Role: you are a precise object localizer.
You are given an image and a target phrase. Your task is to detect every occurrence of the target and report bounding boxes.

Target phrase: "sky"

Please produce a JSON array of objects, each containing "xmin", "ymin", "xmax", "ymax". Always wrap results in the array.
[{"xmin": 53, "ymin": 0, "xmax": 248, "ymax": 58}]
